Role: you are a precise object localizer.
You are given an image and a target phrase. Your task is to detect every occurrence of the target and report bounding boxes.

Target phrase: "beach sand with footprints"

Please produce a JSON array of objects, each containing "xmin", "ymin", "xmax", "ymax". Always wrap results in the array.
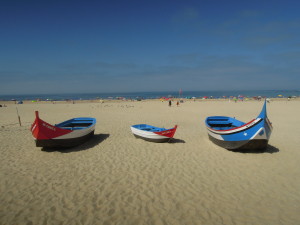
[{"xmin": 1, "ymin": 99, "xmax": 300, "ymax": 224}]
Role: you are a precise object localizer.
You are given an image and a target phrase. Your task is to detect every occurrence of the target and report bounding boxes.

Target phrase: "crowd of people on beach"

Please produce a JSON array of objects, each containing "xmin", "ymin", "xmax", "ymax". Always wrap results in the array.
[{"xmin": 0, "ymin": 95, "xmax": 298, "ymax": 107}]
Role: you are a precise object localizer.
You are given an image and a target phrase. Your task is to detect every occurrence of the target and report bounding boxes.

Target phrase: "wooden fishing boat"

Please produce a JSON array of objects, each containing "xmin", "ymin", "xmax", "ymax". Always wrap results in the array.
[
  {"xmin": 205, "ymin": 100, "xmax": 272, "ymax": 150},
  {"xmin": 131, "ymin": 124, "xmax": 177, "ymax": 143},
  {"xmin": 31, "ymin": 111, "xmax": 96, "ymax": 148}
]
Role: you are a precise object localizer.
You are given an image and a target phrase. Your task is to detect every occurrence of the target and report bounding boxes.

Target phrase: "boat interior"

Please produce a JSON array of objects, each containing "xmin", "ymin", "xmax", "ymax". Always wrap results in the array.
[
  {"xmin": 134, "ymin": 124, "xmax": 166, "ymax": 132},
  {"xmin": 206, "ymin": 117, "xmax": 245, "ymax": 130},
  {"xmin": 56, "ymin": 118, "xmax": 95, "ymax": 130}
]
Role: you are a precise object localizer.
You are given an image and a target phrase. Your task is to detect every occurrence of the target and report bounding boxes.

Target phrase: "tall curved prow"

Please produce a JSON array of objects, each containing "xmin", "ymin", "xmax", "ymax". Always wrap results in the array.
[
  {"xmin": 257, "ymin": 99, "xmax": 273, "ymax": 141},
  {"xmin": 257, "ymin": 99, "xmax": 267, "ymax": 119}
]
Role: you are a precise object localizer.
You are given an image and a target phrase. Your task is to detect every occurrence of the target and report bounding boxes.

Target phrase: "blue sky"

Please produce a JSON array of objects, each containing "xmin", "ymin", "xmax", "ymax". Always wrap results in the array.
[{"xmin": 1, "ymin": 0, "xmax": 299, "ymax": 94}]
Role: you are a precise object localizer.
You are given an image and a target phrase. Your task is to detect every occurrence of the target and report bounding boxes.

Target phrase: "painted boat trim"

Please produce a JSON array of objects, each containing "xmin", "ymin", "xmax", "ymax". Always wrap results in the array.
[{"xmin": 207, "ymin": 118, "xmax": 263, "ymax": 135}]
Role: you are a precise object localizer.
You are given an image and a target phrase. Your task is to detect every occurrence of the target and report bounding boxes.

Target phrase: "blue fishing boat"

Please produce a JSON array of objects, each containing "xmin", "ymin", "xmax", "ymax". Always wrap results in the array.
[{"xmin": 205, "ymin": 100, "xmax": 272, "ymax": 150}]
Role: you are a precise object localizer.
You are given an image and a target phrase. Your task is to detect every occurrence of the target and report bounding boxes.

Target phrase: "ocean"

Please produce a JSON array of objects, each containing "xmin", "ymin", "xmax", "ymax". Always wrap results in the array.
[{"xmin": 0, "ymin": 90, "xmax": 299, "ymax": 101}]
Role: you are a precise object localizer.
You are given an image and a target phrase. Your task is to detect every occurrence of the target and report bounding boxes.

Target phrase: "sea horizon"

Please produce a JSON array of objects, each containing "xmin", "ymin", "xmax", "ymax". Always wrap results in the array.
[{"xmin": 0, "ymin": 89, "xmax": 299, "ymax": 101}]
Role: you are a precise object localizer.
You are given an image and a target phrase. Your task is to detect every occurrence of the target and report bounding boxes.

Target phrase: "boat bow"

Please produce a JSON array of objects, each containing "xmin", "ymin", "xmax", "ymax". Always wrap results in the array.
[
  {"xmin": 154, "ymin": 125, "xmax": 177, "ymax": 138},
  {"xmin": 31, "ymin": 111, "xmax": 72, "ymax": 140}
]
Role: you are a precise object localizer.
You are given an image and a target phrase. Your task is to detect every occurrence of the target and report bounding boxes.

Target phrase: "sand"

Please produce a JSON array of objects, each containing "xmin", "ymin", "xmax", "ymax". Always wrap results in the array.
[{"xmin": 0, "ymin": 99, "xmax": 300, "ymax": 225}]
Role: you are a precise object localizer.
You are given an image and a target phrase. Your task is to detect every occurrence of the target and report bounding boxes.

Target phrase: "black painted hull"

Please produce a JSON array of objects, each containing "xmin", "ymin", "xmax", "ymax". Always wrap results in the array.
[
  {"xmin": 35, "ymin": 131, "xmax": 94, "ymax": 148},
  {"xmin": 208, "ymin": 135, "xmax": 269, "ymax": 151}
]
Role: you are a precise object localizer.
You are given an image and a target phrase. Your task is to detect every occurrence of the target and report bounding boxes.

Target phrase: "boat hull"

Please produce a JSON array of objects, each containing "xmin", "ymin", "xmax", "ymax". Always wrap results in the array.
[
  {"xmin": 132, "ymin": 133, "xmax": 171, "ymax": 143},
  {"xmin": 130, "ymin": 124, "xmax": 177, "ymax": 143},
  {"xmin": 35, "ymin": 130, "xmax": 95, "ymax": 148},
  {"xmin": 208, "ymin": 134, "xmax": 269, "ymax": 150}
]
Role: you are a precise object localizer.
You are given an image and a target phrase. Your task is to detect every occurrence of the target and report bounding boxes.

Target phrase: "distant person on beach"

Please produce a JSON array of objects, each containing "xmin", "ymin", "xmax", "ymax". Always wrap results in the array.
[
  {"xmin": 176, "ymin": 101, "xmax": 179, "ymax": 107},
  {"xmin": 168, "ymin": 100, "xmax": 172, "ymax": 107}
]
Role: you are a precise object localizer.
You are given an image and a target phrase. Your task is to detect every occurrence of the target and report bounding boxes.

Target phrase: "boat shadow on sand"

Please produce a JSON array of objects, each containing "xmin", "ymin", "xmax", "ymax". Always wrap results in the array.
[
  {"xmin": 230, "ymin": 144, "xmax": 279, "ymax": 154},
  {"xmin": 42, "ymin": 134, "xmax": 110, "ymax": 153},
  {"xmin": 168, "ymin": 138, "xmax": 185, "ymax": 144}
]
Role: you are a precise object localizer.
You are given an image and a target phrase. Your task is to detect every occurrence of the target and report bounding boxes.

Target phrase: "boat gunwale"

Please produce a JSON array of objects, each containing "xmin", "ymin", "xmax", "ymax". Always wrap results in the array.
[{"xmin": 206, "ymin": 118, "xmax": 263, "ymax": 135}]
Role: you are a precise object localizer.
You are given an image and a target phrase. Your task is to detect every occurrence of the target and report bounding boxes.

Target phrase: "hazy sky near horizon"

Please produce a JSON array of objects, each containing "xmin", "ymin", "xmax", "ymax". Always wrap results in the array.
[{"xmin": 1, "ymin": 0, "xmax": 299, "ymax": 94}]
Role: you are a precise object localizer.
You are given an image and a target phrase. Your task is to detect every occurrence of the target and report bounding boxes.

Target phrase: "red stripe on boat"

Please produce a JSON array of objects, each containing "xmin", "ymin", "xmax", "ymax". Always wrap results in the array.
[
  {"xmin": 31, "ymin": 111, "xmax": 72, "ymax": 140},
  {"xmin": 154, "ymin": 125, "xmax": 177, "ymax": 138},
  {"xmin": 209, "ymin": 119, "xmax": 257, "ymax": 132}
]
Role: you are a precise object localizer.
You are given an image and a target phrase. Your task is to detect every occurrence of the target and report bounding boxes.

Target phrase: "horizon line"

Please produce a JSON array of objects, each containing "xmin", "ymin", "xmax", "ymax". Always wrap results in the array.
[{"xmin": 0, "ymin": 89, "xmax": 299, "ymax": 97}]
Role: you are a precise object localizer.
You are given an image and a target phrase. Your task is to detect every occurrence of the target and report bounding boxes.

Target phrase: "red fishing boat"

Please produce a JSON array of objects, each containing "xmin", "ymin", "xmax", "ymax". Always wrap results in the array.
[{"xmin": 31, "ymin": 111, "xmax": 96, "ymax": 148}]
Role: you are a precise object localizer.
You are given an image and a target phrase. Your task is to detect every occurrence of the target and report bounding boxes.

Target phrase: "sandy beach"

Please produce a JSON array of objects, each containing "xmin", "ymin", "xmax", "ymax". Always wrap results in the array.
[{"xmin": 0, "ymin": 99, "xmax": 300, "ymax": 225}]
